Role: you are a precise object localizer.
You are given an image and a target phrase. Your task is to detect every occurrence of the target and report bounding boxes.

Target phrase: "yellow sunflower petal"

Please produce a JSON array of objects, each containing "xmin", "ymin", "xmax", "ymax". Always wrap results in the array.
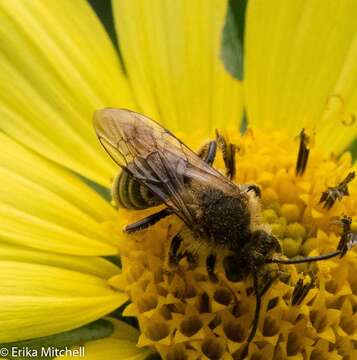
[
  {"xmin": 245, "ymin": 0, "xmax": 357, "ymax": 153},
  {"xmin": 0, "ymin": 134, "xmax": 118, "ymax": 256},
  {"xmin": 0, "ymin": 242, "xmax": 119, "ymax": 279},
  {"xmin": 60, "ymin": 339, "xmax": 148, "ymax": 360},
  {"xmin": 0, "ymin": 134, "xmax": 116, "ymax": 223},
  {"xmin": 0, "ymin": 0, "xmax": 135, "ymax": 185},
  {"xmin": 0, "ymin": 261, "xmax": 126, "ymax": 343},
  {"xmin": 0, "ymin": 203, "xmax": 116, "ymax": 256},
  {"xmin": 108, "ymin": 318, "xmax": 140, "ymax": 342},
  {"xmin": 113, "ymin": 0, "xmax": 242, "ymax": 134},
  {"xmin": 58, "ymin": 319, "xmax": 150, "ymax": 360}
]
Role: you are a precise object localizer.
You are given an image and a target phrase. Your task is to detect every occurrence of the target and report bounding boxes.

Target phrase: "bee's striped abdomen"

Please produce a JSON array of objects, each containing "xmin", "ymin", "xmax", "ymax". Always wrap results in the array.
[{"xmin": 112, "ymin": 170, "xmax": 162, "ymax": 209}]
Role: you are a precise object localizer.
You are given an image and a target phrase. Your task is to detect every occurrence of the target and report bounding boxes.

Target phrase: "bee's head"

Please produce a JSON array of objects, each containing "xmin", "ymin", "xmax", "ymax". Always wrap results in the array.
[
  {"xmin": 222, "ymin": 230, "xmax": 281, "ymax": 282},
  {"xmin": 250, "ymin": 229, "xmax": 282, "ymax": 257}
]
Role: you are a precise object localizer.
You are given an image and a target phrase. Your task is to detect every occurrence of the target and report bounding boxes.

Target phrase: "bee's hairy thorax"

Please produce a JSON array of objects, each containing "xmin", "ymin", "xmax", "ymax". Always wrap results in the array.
[{"xmin": 193, "ymin": 186, "xmax": 252, "ymax": 250}]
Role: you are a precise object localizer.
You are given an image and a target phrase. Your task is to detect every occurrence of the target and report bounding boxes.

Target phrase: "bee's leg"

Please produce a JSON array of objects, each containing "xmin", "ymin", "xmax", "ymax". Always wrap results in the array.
[
  {"xmin": 239, "ymin": 184, "xmax": 262, "ymax": 198},
  {"xmin": 168, "ymin": 232, "xmax": 185, "ymax": 267},
  {"xmin": 168, "ymin": 230, "xmax": 198, "ymax": 267},
  {"xmin": 215, "ymin": 129, "xmax": 237, "ymax": 180},
  {"xmin": 247, "ymin": 269, "xmax": 261, "ymax": 343},
  {"xmin": 234, "ymin": 269, "xmax": 261, "ymax": 358},
  {"xmin": 259, "ymin": 272, "xmax": 277, "ymax": 297},
  {"xmin": 258, "ymin": 268, "xmax": 288, "ymax": 299},
  {"xmin": 124, "ymin": 208, "xmax": 172, "ymax": 233},
  {"xmin": 197, "ymin": 140, "xmax": 217, "ymax": 165},
  {"xmin": 206, "ymin": 254, "xmax": 219, "ymax": 283}
]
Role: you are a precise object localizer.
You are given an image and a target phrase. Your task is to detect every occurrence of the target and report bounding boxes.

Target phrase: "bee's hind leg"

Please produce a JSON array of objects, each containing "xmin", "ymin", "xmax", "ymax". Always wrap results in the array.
[{"xmin": 124, "ymin": 208, "xmax": 172, "ymax": 233}]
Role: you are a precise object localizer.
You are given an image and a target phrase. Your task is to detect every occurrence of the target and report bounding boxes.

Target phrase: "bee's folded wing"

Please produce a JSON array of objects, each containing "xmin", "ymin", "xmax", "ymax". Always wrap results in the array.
[{"xmin": 93, "ymin": 108, "xmax": 238, "ymax": 226}]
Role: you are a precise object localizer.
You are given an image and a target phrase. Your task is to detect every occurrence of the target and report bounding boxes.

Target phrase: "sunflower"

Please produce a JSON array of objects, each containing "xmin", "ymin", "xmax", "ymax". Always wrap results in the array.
[{"xmin": 0, "ymin": 1, "xmax": 357, "ymax": 359}]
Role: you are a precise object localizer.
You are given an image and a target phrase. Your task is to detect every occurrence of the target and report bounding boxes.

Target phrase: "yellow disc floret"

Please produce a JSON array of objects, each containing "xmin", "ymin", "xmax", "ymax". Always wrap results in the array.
[{"xmin": 109, "ymin": 128, "xmax": 357, "ymax": 359}]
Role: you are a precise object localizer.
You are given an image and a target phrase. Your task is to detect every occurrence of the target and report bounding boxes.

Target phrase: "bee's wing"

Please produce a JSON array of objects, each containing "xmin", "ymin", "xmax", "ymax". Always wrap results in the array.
[{"xmin": 94, "ymin": 108, "xmax": 238, "ymax": 226}]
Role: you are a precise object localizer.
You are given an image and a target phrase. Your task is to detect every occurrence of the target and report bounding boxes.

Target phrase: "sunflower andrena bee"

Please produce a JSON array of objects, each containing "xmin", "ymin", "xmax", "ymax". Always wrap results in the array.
[{"xmin": 93, "ymin": 108, "xmax": 354, "ymax": 344}]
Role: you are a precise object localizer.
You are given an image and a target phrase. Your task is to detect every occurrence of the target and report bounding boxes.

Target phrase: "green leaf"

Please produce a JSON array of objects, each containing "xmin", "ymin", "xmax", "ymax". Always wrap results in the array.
[
  {"xmin": 347, "ymin": 137, "xmax": 357, "ymax": 163},
  {"xmin": 0, "ymin": 319, "xmax": 113, "ymax": 360},
  {"xmin": 87, "ymin": 0, "xmax": 118, "ymax": 50},
  {"xmin": 75, "ymin": 171, "xmax": 112, "ymax": 202},
  {"xmin": 221, "ymin": 0, "xmax": 248, "ymax": 80},
  {"xmin": 87, "ymin": 0, "xmax": 126, "ymax": 72}
]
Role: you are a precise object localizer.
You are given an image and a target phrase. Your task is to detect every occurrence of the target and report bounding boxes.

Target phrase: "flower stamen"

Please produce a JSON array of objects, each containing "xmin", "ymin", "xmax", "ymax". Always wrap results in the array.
[
  {"xmin": 296, "ymin": 128, "xmax": 313, "ymax": 176},
  {"xmin": 319, "ymin": 171, "xmax": 356, "ymax": 210},
  {"xmin": 337, "ymin": 215, "xmax": 357, "ymax": 257},
  {"xmin": 291, "ymin": 274, "xmax": 316, "ymax": 306},
  {"xmin": 112, "ymin": 127, "xmax": 357, "ymax": 359}
]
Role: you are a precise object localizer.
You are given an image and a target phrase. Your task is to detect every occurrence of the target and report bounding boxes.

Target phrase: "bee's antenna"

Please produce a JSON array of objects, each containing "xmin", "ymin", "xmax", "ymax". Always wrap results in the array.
[
  {"xmin": 266, "ymin": 250, "xmax": 342, "ymax": 265},
  {"xmin": 268, "ymin": 215, "xmax": 357, "ymax": 265}
]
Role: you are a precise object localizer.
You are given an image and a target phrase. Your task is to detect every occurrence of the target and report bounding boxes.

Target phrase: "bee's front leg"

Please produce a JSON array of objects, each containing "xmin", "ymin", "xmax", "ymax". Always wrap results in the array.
[
  {"xmin": 206, "ymin": 253, "xmax": 218, "ymax": 283},
  {"xmin": 257, "ymin": 267, "xmax": 283, "ymax": 297}
]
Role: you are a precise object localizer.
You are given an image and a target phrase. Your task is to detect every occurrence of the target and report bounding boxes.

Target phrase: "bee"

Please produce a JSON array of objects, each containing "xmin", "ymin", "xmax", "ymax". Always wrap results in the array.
[{"xmin": 93, "ymin": 108, "xmax": 352, "ymax": 345}]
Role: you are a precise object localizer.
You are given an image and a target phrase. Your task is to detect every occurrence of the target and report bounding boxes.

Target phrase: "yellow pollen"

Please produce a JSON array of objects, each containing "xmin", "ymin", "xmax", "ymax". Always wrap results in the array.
[
  {"xmin": 262, "ymin": 209, "xmax": 278, "ymax": 223},
  {"xmin": 286, "ymin": 222, "xmax": 306, "ymax": 239},
  {"xmin": 109, "ymin": 128, "xmax": 357, "ymax": 359},
  {"xmin": 280, "ymin": 203, "xmax": 301, "ymax": 222},
  {"xmin": 282, "ymin": 238, "xmax": 301, "ymax": 258}
]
